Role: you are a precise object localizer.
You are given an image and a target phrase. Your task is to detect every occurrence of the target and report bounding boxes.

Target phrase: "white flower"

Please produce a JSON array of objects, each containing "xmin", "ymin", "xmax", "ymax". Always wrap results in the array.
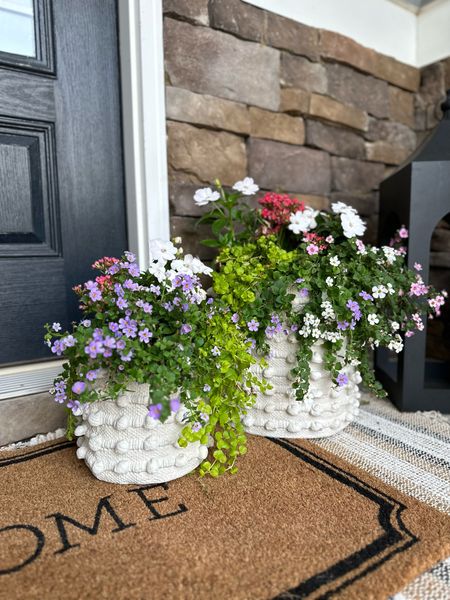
[
  {"xmin": 170, "ymin": 254, "xmax": 212, "ymax": 276},
  {"xmin": 173, "ymin": 236, "xmax": 182, "ymax": 244},
  {"xmin": 148, "ymin": 261, "xmax": 167, "ymax": 282},
  {"xmin": 193, "ymin": 187, "xmax": 220, "ymax": 206},
  {"xmin": 340, "ymin": 212, "xmax": 366, "ymax": 238},
  {"xmin": 391, "ymin": 321, "xmax": 400, "ymax": 331},
  {"xmin": 288, "ymin": 207, "xmax": 318, "ymax": 235},
  {"xmin": 367, "ymin": 314, "xmax": 379, "ymax": 325},
  {"xmin": 329, "ymin": 256, "xmax": 340, "ymax": 267},
  {"xmin": 386, "ymin": 283, "xmax": 395, "ymax": 295},
  {"xmin": 382, "ymin": 246, "xmax": 397, "ymax": 265},
  {"xmin": 372, "ymin": 285, "xmax": 387, "ymax": 299},
  {"xmin": 388, "ymin": 334, "xmax": 404, "ymax": 354},
  {"xmin": 148, "ymin": 239, "xmax": 177, "ymax": 263},
  {"xmin": 232, "ymin": 177, "xmax": 259, "ymax": 195},
  {"xmin": 326, "ymin": 277, "xmax": 334, "ymax": 287},
  {"xmin": 331, "ymin": 201, "xmax": 357, "ymax": 215},
  {"xmin": 52, "ymin": 322, "xmax": 62, "ymax": 332}
]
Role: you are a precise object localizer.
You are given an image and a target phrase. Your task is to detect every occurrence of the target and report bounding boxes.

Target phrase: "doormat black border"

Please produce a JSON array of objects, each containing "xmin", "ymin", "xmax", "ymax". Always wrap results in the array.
[
  {"xmin": 0, "ymin": 437, "xmax": 420, "ymax": 599},
  {"xmin": 269, "ymin": 438, "xmax": 418, "ymax": 599}
]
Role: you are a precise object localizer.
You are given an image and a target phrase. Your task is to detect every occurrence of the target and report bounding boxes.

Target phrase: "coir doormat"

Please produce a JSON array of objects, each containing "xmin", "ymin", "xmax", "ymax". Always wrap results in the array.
[{"xmin": 1, "ymin": 436, "xmax": 450, "ymax": 600}]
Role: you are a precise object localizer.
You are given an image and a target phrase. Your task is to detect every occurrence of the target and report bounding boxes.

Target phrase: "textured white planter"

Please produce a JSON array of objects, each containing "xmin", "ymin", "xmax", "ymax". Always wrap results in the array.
[
  {"xmin": 75, "ymin": 382, "xmax": 208, "ymax": 484},
  {"xmin": 244, "ymin": 332, "xmax": 361, "ymax": 439}
]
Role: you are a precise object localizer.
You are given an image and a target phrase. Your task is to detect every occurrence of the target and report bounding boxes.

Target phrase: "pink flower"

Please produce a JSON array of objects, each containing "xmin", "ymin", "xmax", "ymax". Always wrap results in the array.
[
  {"xmin": 405, "ymin": 331, "xmax": 415, "ymax": 338},
  {"xmin": 325, "ymin": 235, "xmax": 334, "ymax": 244},
  {"xmin": 355, "ymin": 239, "xmax": 366, "ymax": 253},
  {"xmin": 306, "ymin": 243, "xmax": 319, "ymax": 255},
  {"xmin": 414, "ymin": 262, "xmax": 422, "ymax": 271},
  {"xmin": 398, "ymin": 227, "xmax": 409, "ymax": 239}
]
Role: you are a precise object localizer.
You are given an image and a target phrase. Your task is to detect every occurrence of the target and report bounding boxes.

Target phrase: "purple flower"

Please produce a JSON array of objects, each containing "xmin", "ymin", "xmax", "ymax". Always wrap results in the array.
[
  {"xmin": 92, "ymin": 328, "xmax": 104, "ymax": 341},
  {"xmin": 123, "ymin": 279, "xmax": 139, "ymax": 291},
  {"xmin": 181, "ymin": 303, "xmax": 189, "ymax": 312},
  {"xmin": 336, "ymin": 373, "xmax": 349, "ymax": 387},
  {"xmin": 180, "ymin": 324, "xmax": 192, "ymax": 335},
  {"xmin": 295, "ymin": 278, "xmax": 304, "ymax": 283},
  {"xmin": 124, "ymin": 251, "xmax": 136, "ymax": 263},
  {"xmin": 359, "ymin": 291, "xmax": 373, "ymax": 302},
  {"xmin": 81, "ymin": 319, "xmax": 91, "ymax": 327},
  {"xmin": 203, "ymin": 384, "xmax": 211, "ymax": 392},
  {"xmin": 163, "ymin": 302, "xmax": 174, "ymax": 312},
  {"xmin": 63, "ymin": 335, "xmax": 76, "ymax": 348},
  {"xmin": 103, "ymin": 336, "xmax": 116, "ymax": 349},
  {"xmin": 207, "ymin": 298, "xmax": 214, "ymax": 305},
  {"xmin": 108, "ymin": 323, "xmax": 119, "ymax": 334},
  {"xmin": 84, "ymin": 280, "xmax": 97, "ymax": 290},
  {"xmin": 299, "ymin": 288, "xmax": 309, "ymax": 298},
  {"xmin": 108, "ymin": 264, "xmax": 120, "ymax": 275},
  {"xmin": 120, "ymin": 351, "xmax": 134, "ymax": 362},
  {"xmin": 142, "ymin": 302, "xmax": 153, "ymax": 313},
  {"xmin": 138, "ymin": 328, "xmax": 152, "ymax": 343},
  {"xmin": 51, "ymin": 339, "xmax": 66, "ymax": 356},
  {"xmin": 150, "ymin": 284, "xmax": 161, "ymax": 296},
  {"xmin": 67, "ymin": 399, "xmax": 82, "ymax": 415},
  {"xmin": 247, "ymin": 319, "xmax": 259, "ymax": 332},
  {"xmin": 170, "ymin": 396, "xmax": 181, "ymax": 412},
  {"xmin": 211, "ymin": 346, "xmax": 221, "ymax": 356},
  {"xmin": 290, "ymin": 324, "xmax": 299, "ymax": 332},
  {"xmin": 346, "ymin": 300, "xmax": 359, "ymax": 313},
  {"xmin": 148, "ymin": 403, "xmax": 162, "ymax": 420},
  {"xmin": 84, "ymin": 340, "xmax": 103, "ymax": 359},
  {"xmin": 128, "ymin": 263, "xmax": 140, "ymax": 277},
  {"xmin": 114, "ymin": 283, "xmax": 124, "ymax": 297},
  {"xmin": 116, "ymin": 339, "xmax": 126, "ymax": 350},
  {"xmin": 200, "ymin": 412, "xmax": 209, "ymax": 422},
  {"xmin": 89, "ymin": 288, "xmax": 102, "ymax": 302},
  {"xmin": 265, "ymin": 325, "xmax": 275, "ymax": 338},
  {"xmin": 116, "ymin": 297, "xmax": 129, "ymax": 310},
  {"xmin": 337, "ymin": 321, "xmax": 350, "ymax": 331},
  {"xmin": 72, "ymin": 381, "xmax": 86, "ymax": 395},
  {"xmin": 86, "ymin": 370, "xmax": 99, "ymax": 381},
  {"xmin": 271, "ymin": 314, "xmax": 281, "ymax": 325},
  {"xmin": 192, "ymin": 422, "xmax": 202, "ymax": 432}
]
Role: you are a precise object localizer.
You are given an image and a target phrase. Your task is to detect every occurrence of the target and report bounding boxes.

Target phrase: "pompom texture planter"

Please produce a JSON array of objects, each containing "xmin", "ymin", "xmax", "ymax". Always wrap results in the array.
[
  {"xmin": 75, "ymin": 382, "xmax": 207, "ymax": 484},
  {"xmin": 244, "ymin": 332, "xmax": 361, "ymax": 439}
]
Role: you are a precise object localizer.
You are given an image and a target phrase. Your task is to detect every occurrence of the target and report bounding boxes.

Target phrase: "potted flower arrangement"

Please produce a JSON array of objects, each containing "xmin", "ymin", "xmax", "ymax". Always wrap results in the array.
[
  {"xmin": 45, "ymin": 241, "xmax": 260, "ymax": 483},
  {"xmin": 195, "ymin": 179, "xmax": 447, "ymax": 438}
]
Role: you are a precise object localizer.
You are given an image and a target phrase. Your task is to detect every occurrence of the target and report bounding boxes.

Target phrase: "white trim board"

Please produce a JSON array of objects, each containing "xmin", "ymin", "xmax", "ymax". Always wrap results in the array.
[
  {"xmin": 118, "ymin": 0, "xmax": 170, "ymax": 269},
  {"xmin": 0, "ymin": 360, "xmax": 64, "ymax": 401},
  {"xmin": 245, "ymin": 0, "xmax": 450, "ymax": 67}
]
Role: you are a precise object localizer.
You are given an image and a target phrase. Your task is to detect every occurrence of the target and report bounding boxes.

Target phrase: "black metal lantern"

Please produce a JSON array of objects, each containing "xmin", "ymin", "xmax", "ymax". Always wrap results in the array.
[{"xmin": 376, "ymin": 90, "xmax": 450, "ymax": 413}]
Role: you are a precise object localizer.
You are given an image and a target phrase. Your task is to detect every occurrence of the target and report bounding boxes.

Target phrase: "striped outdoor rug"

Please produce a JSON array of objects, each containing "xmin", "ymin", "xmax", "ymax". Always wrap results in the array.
[{"xmin": 316, "ymin": 394, "xmax": 450, "ymax": 600}]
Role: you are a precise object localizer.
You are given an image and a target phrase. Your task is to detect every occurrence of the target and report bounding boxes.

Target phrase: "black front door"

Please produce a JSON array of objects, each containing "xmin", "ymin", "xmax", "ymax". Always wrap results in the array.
[{"xmin": 0, "ymin": 0, "xmax": 127, "ymax": 365}]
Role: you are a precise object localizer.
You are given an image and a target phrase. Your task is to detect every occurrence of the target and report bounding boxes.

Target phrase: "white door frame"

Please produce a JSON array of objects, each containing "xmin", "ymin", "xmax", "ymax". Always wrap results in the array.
[
  {"xmin": 118, "ymin": 0, "xmax": 170, "ymax": 267},
  {"xmin": 0, "ymin": 0, "xmax": 169, "ymax": 399}
]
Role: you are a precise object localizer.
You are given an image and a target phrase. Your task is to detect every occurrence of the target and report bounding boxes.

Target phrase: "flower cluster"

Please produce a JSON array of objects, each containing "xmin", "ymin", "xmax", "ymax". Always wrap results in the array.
[
  {"xmin": 210, "ymin": 194, "xmax": 446, "ymax": 401},
  {"xmin": 258, "ymin": 192, "xmax": 305, "ymax": 234},
  {"xmin": 46, "ymin": 241, "xmax": 261, "ymax": 476}
]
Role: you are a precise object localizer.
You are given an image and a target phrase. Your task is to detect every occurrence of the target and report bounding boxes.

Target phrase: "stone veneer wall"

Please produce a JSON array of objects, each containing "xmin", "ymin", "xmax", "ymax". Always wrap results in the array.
[{"xmin": 163, "ymin": 0, "xmax": 450, "ymax": 261}]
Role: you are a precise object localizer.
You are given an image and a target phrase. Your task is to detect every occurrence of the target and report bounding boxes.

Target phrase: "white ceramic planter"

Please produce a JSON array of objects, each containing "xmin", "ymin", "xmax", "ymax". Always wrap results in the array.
[
  {"xmin": 75, "ymin": 382, "xmax": 208, "ymax": 484},
  {"xmin": 244, "ymin": 331, "xmax": 361, "ymax": 439}
]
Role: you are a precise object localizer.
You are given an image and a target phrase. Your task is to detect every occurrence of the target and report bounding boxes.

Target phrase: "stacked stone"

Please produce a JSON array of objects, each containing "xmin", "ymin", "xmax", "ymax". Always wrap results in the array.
[{"xmin": 162, "ymin": 0, "xmax": 448, "ymax": 257}]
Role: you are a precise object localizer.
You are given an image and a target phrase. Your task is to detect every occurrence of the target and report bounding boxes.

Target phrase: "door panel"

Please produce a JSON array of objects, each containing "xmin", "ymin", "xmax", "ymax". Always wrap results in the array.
[{"xmin": 0, "ymin": 0, "xmax": 127, "ymax": 366}]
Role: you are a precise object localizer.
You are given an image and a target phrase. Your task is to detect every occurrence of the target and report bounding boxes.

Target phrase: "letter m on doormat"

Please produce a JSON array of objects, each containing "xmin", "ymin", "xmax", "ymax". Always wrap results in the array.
[{"xmin": 46, "ymin": 495, "xmax": 135, "ymax": 554}]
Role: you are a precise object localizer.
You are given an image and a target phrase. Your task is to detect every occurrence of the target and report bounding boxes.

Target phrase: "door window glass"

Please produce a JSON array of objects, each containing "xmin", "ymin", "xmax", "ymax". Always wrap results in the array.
[{"xmin": 0, "ymin": 0, "xmax": 35, "ymax": 57}]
